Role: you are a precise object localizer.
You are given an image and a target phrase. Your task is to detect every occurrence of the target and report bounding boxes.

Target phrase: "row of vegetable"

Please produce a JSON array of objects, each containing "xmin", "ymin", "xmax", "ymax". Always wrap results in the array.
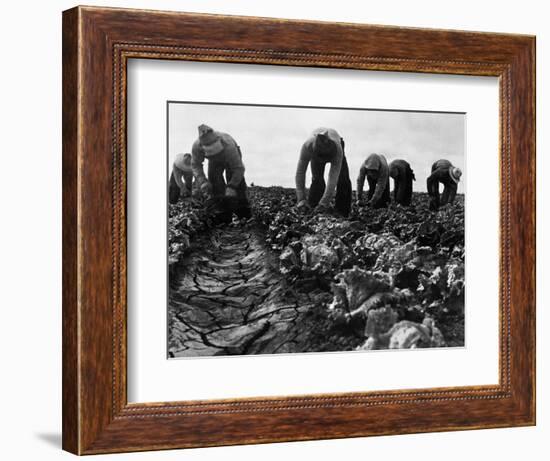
[
  {"xmin": 251, "ymin": 186, "xmax": 465, "ymax": 348},
  {"xmin": 168, "ymin": 186, "xmax": 465, "ymax": 350}
]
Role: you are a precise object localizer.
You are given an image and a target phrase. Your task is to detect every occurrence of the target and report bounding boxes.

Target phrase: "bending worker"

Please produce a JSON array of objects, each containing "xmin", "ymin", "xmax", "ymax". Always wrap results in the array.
[
  {"xmin": 191, "ymin": 124, "xmax": 251, "ymax": 219},
  {"xmin": 169, "ymin": 153, "xmax": 193, "ymax": 204},
  {"xmin": 389, "ymin": 159, "xmax": 416, "ymax": 206},
  {"xmin": 356, "ymin": 153, "xmax": 390, "ymax": 208},
  {"xmin": 426, "ymin": 159, "xmax": 462, "ymax": 210},
  {"xmin": 295, "ymin": 128, "xmax": 352, "ymax": 216}
]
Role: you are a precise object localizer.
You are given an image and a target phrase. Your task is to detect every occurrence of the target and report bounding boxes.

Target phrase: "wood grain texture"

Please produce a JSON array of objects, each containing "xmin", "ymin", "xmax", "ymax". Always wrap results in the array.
[
  {"xmin": 61, "ymin": 7, "xmax": 79, "ymax": 454},
  {"xmin": 62, "ymin": 5, "xmax": 536, "ymax": 455}
]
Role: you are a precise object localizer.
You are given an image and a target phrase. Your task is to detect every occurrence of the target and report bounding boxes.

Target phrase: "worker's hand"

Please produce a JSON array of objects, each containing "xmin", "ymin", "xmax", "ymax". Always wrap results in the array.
[
  {"xmin": 314, "ymin": 202, "xmax": 331, "ymax": 214},
  {"xmin": 200, "ymin": 182, "xmax": 212, "ymax": 198},
  {"xmin": 296, "ymin": 200, "xmax": 311, "ymax": 212},
  {"xmin": 225, "ymin": 187, "xmax": 238, "ymax": 198}
]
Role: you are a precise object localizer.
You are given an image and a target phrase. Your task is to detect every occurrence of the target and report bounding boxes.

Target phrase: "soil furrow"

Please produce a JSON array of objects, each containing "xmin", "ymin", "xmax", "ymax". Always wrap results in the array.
[{"xmin": 168, "ymin": 224, "xmax": 354, "ymax": 357}]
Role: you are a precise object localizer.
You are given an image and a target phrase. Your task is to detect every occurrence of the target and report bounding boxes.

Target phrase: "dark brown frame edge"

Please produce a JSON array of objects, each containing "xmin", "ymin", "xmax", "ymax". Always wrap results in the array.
[{"xmin": 62, "ymin": 5, "xmax": 535, "ymax": 455}]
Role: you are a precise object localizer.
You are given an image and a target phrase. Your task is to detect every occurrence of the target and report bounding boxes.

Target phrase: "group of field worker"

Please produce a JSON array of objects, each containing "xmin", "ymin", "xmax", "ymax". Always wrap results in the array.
[{"xmin": 170, "ymin": 125, "xmax": 462, "ymax": 217}]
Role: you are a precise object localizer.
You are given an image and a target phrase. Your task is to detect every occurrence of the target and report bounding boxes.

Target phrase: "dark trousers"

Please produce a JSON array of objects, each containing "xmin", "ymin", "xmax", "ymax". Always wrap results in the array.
[
  {"xmin": 367, "ymin": 177, "xmax": 390, "ymax": 208},
  {"xmin": 393, "ymin": 169, "xmax": 413, "ymax": 206},
  {"xmin": 207, "ymin": 160, "xmax": 251, "ymax": 220},
  {"xmin": 308, "ymin": 155, "xmax": 352, "ymax": 217},
  {"xmin": 427, "ymin": 174, "xmax": 457, "ymax": 209},
  {"xmin": 440, "ymin": 182, "xmax": 457, "ymax": 205}
]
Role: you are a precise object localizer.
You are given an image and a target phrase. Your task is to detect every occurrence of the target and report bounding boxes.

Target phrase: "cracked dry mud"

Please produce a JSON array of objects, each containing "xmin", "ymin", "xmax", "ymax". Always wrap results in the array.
[{"xmin": 168, "ymin": 224, "xmax": 359, "ymax": 357}]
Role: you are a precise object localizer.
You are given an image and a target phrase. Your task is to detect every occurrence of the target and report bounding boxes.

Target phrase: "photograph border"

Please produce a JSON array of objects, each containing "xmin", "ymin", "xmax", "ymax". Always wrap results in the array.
[
  {"xmin": 62, "ymin": 6, "xmax": 535, "ymax": 454},
  {"xmin": 165, "ymin": 99, "xmax": 468, "ymax": 360}
]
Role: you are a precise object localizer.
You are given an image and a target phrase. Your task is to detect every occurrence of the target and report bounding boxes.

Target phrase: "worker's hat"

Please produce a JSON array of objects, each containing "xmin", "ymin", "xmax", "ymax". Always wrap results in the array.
[
  {"xmin": 198, "ymin": 124, "xmax": 224, "ymax": 157},
  {"xmin": 449, "ymin": 167, "xmax": 462, "ymax": 184},
  {"xmin": 174, "ymin": 153, "xmax": 192, "ymax": 171}
]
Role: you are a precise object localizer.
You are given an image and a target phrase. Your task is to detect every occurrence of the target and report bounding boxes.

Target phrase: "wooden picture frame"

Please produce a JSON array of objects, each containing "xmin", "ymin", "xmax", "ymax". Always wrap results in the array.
[{"xmin": 62, "ymin": 5, "xmax": 535, "ymax": 455}]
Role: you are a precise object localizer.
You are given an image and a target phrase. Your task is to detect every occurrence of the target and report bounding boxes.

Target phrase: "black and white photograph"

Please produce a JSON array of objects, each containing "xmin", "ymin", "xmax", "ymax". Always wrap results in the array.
[
  {"xmin": 167, "ymin": 102, "xmax": 465, "ymax": 358},
  {"xmin": 2, "ymin": 0, "xmax": 542, "ymax": 458}
]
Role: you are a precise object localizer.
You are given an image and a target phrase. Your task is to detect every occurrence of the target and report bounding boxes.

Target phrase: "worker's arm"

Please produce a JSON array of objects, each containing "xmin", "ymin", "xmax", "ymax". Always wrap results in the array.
[
  {"xmin": 319, "ymin": 144, "xmax": 343, "ymax": 207},
  {"xmin": 426, "ymin": 172, "xmax": 440, "ymax": 208},
  {"xmin": 224, "ymin": 142, "xmax": 245, "ymax": 190},
  {"xmin": 182, "ymin": 171, "xmax": 193, "ymax": 193},
  {"xmin": 369, "ymin": 159, "xmax": 389, "ymax": 205},
  {"xmin": 172, "ymin": 165, "xmax": 184, "ymax": 190},
  {"xmin": 356, "ymin": 165, "xmax": 367, "ymax": 201},
  {"xmin": 295, "ymin": 142, "xmax": 312, "ymax": 203},
  {"xmin": 447, "ymin": 182, "xmax": 457, "ymax": 204},
  {"xmin": 191, "ymin": 140, "xmax": 208, "ymax": 188}
]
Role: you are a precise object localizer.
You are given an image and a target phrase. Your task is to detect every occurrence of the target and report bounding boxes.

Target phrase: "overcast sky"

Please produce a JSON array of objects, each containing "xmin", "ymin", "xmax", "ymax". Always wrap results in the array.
[{"xmin": 168, "ymin": 102, "xmax": 465, "ymax": 193}]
